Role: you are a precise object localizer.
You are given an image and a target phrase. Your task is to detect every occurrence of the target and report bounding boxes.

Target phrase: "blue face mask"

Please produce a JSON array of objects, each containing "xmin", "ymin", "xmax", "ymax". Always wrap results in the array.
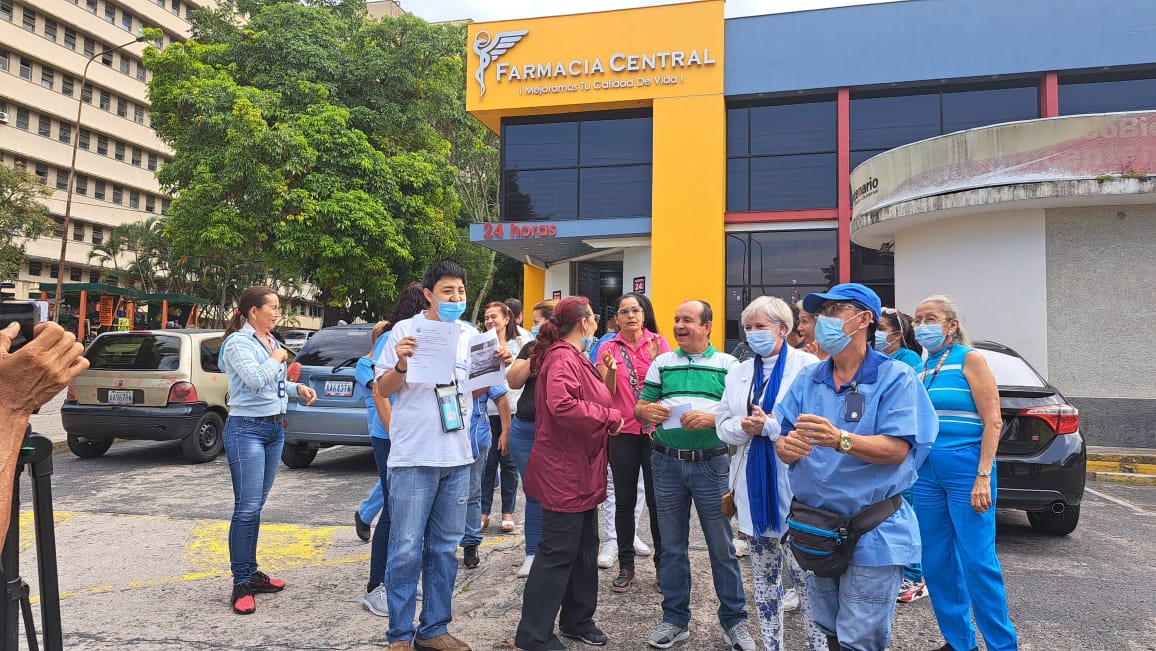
[
  {"xmin": 745, "ymin": 330, "xmax": 779, "ymax": 357},
  {"xmin": 873, "ymin": 330, "xmax": 893, "ymax": 351},
  {"xmin": 531, "ymin": 325, "xmax": 540, "ymax": 338},
  {"xmin": 815, "ymin": 314, "xmax": 859, "ymax": 356},
  {"xmin": 437, "ymin": 300, "xmax": 467, "ymax": 322},
  {"xmin": 914, "ymin": 324, "xmax": 946, "ymax": 352}
]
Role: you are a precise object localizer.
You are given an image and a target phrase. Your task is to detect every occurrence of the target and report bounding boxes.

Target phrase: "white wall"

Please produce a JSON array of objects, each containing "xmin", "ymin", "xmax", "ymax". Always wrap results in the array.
[
  {"xmin": 544, "ymin": 262, "xmax": 570, "ymax": 299},
  {"xmin": 623, "ymin": 246, "xmax": 653, "ymax": 295},
  {"xmin": 894, "ymin": 208, "xmax": 1049, "ymax": 376}
]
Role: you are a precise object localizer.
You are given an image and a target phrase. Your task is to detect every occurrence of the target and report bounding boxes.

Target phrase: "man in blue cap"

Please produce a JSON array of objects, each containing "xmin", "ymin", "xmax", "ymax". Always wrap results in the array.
[{"xmin": 773, "ymin": 283, "xmax": 938, "ymax": 651}]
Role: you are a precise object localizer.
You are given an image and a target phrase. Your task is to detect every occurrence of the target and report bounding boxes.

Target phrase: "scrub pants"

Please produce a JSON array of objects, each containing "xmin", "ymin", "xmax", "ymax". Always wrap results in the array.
[{"xmin": 913, "ymin": 445, "xmax": 1018, "ymax": 651}]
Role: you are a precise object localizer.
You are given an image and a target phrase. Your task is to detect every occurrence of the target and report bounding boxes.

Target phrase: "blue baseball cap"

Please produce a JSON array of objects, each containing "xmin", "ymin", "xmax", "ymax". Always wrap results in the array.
[{"xmin": 802, "ymin": 283, "xmax": 882, "ymax": 320}]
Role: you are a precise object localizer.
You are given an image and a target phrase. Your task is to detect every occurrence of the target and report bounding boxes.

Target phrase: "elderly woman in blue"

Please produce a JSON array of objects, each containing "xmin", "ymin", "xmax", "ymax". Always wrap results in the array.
[
  {"xmin": 219, "ymin": 286, "xmax": 317, "ymax": 615},
  {"xmin": 774, "ymin": 283, "xmax": 937, "ymax": 651},
  {"xmin": 716, "ymin": 296, "xmax": 824, "ymax": 651},
  {"xmin": 911, "ymin": 295, "xmax": 1018, "ymax": 651}
]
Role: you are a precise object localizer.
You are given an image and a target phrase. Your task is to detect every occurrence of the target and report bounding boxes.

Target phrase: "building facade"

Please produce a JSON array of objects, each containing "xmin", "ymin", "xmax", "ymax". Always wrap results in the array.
[{"xmin": 466, "ymin": 0, "xmax": 1156, "ymax": 446}]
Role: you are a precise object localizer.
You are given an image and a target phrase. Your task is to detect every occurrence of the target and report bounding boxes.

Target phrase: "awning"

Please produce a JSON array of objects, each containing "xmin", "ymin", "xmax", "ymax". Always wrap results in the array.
[{"xmin": 37, "ymin": 283, "xmax": 212, "ymax": 305}]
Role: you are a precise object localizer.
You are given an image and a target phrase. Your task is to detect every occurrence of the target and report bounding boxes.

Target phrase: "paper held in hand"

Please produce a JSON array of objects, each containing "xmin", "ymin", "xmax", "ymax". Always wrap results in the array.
[
  {"xmin": 662, "ymin": 402, "xmax": 692, "ymax": 431},
  {"xmin": 405, "ymin": 319, "xmax": 461, "ymax": 385},
  {"xmin": 465, "ymin": 328, "xmax": 506, "ymax": 392}
]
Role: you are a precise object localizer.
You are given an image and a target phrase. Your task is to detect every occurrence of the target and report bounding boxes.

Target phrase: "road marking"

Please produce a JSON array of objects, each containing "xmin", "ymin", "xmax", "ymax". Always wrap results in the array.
[{"xmin": 1086, "ymin": 487, "xmax": 1154, "ymax": 515}]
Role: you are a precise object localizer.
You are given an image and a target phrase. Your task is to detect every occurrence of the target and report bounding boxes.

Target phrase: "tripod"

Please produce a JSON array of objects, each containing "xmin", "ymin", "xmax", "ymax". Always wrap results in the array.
[{"xmin": 0, "ymin": 430, "xmax": 63, "ymax": 650}]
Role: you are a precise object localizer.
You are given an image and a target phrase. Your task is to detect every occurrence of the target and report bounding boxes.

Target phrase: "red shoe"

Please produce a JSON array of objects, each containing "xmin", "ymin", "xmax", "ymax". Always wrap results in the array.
[
  {"xmin": 249, "ymin": 570, "xmax": 285, "ymax": 593},
  {"xmin": 232, "ymin": 584, "xmax": 256, "ymax": 615}
]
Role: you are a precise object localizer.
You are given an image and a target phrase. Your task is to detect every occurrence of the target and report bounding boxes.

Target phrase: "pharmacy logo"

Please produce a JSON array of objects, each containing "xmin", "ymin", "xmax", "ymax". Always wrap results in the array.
[{"xmin": 474, "ymin": 29, "xmax": 529, "ymax": 99}]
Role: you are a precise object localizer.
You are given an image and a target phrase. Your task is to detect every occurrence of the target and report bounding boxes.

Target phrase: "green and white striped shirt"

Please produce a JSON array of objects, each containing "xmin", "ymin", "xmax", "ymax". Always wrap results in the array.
[{"xmin": 639, "ymin": 344, "xmax": 737, "ymax": 450}]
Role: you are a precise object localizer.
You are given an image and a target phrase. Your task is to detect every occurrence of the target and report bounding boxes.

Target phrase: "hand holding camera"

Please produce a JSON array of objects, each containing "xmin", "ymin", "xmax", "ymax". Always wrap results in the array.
[{"xmin": 0, "ymin": 321, "xmax": 89, "ymax": 416}]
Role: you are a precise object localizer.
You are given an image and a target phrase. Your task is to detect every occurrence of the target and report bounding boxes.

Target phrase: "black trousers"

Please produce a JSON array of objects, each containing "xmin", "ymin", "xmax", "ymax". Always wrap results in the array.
[
  {"xmin": 608, "ymin": 434, "xmax": 662, "ymax": 571},
  {"xmin": 515, "ymin": 507, "xmax": 599, "ymax": 650}
]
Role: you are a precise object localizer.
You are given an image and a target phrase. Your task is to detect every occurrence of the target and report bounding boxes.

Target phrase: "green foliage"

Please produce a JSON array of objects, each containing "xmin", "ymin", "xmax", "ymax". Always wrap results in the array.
[{"xmin": 0, "ymin": 165, "xmax": 53, "ymax": 282}]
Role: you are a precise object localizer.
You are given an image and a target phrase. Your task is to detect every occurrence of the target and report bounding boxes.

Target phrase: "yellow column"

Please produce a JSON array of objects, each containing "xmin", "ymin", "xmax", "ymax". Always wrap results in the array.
[
  {"xmin": 522, "ymin": 264, "xmax": 546, "ymax": 328},
  {"xmin": 650, "ymin": 95, "xmax": 727, "ymax": 350}
]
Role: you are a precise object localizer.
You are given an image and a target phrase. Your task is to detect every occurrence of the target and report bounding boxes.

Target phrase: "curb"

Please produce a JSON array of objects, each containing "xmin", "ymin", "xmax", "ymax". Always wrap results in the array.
[{"xmin": 1086, "ymin": 471, "xmax": 1156, "ymax": 487}]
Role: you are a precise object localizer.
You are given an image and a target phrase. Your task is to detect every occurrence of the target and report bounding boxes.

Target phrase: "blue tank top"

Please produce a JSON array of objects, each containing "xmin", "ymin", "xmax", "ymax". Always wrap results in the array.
[
  {"xmin": 922, "ymin": 344, "xmax": 983, "ymax": 449},
  {"xmin": 889, "ymin": 346, "xmax": 923, "ymax": 371}
]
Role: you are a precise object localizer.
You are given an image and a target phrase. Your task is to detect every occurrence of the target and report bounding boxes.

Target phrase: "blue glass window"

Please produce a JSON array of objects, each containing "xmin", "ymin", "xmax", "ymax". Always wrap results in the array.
[
  {"xmin": 749, "ymin": 153, "xmax": 837, "ymax": 210},
  {"xmin": 851, "ymin": 94, "xmax": 940, "ymax": 151},
  {"xmin": 503, "ymin": 169, "xmax": 577, "ymax": 221},
  {"xmin": 942, "ymin": 86, "xmax": 1038, "ymax": 133},
  {"xmin": 1059, "ymin": 76, "xmax": 1156, "ymax": 115},
  {"xmin": 580, "ymin": 117, "xmax": 651, "ymax": 166},
  {"xmin": 579, "ymin": 165, "xmax": 651, "ymax": 219},
  {"xmin": 504, "ymin": 122, "xmax": 577, "ymax": 170},
  {"xmin": 749, "ymin": 102, "xmax": 836, "ymax": 156}
]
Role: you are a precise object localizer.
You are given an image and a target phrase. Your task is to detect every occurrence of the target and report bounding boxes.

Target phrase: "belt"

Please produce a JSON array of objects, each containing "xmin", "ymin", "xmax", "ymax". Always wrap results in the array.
[
  {"xmin": 653, "ymin": 442, "xmax": 728, "ymax": 462},
  {"xmin": 245, "ymin": 414, "xmax": 284, "ymax": 423}
]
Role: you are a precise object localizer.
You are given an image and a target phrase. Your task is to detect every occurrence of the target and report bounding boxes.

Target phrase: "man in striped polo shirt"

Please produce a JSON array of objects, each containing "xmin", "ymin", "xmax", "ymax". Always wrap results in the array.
[{"xmin": 635, "ymin": 301, "xmax": 755, "ymax": 651}]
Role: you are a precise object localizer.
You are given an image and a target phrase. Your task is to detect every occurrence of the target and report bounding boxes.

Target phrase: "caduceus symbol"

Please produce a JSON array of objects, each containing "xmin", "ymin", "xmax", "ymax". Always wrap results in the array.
[{"xmin": 473, "ymin": 29, "xmax": 529, "ymax": 99}]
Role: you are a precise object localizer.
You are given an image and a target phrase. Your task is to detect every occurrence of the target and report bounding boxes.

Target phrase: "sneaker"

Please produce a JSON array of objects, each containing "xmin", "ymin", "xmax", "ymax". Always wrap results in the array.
[
  {"xmin": 610, "ymin": 568, "xmax": 635, "ymax": 593},
  {"xmin": 782, "ymin": 587, "xmax": 799, "ymax": 612},
  {"xmin": 463, "ymin": 545, "xmax": 480, "ymax": 569},
  {"xmin": 388, "ymin": 643, "xmax": 412, "ymax": 651},
  {"xmin": 648, "ymin": 622, "xmax": 689, "ymax": 649},
  {"xmin": 733, "ymin": 537, "xmax": 749, "ymax": 558},
  {"xmin": 633, "ymin": 536, "xmax": 651, "ymax": 556},
  {"xmin": 249, "ymin": 571, "xmax": 285, "ymax": 593},
  {"xmin": 597, "ymin": 547, "xmax": 615, "ymax": 569},
  {"xmin": 231, "ymin": 583, "xmax": 255, "ymax": 615},
  {"xmin": 897, "ymin": 577, "xmax": 928, "ymax": 603},
  {"xmin": 517, "ymin": 555, "xmax": 535, "ymax": 578},
  {"xmin": 414, "ymin": 632, "xmax": 471, "ymax": 650},
  {"xmin": 723, "ymin": 623, "xmax": 756, "ymax": 651},
  {"xmin": 355, "ymin": 510, "xmax": 372, "ymax": 541},
  {"xmin": 561, "ymin": 624, "xmax": 608, "ymax": 646},
  {"xmin": 362, "ymin": 584, "xmax": 389, "ymax": 617}
]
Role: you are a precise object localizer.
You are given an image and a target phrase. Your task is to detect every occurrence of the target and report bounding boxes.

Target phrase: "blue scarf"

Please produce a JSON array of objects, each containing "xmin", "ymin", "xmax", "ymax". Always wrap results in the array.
[{"xmin": 746, "ymin": 346, "xmax": 787, "ymax": 536}]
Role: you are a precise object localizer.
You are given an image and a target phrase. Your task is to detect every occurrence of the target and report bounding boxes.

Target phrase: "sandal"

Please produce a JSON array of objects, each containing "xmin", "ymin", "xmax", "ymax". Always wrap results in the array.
[
  {"xmin": 481, "ymin": 514, "xmax": 489, "ymax": 530},
  {"xmin": 501, "ymin": 514, "xmax": 515, "ymax": 533}
]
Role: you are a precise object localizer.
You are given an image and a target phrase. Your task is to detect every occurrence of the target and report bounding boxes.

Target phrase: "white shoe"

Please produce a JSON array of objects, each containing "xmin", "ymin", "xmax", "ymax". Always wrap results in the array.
[
  {"xmin": 362, "ymin": 584, "xmax": 389, "ymax": 617},
  {"xmin": 782, "ymin": 587, "xmax": 799, "ymax": 612},
  {"xmin": 517, "ymin": 555, "xmax": 535, "ymax": 578},
  {"xmin": 597, "ymin": 546, "xmax": 616, "ymax": 569},
  {"xmin": 733, "ymin": 537, "xmax": 749, "ymax": 558},
  {"xmin": 633, "ymin": 536, "xmax": 651, "ymax": 556}
]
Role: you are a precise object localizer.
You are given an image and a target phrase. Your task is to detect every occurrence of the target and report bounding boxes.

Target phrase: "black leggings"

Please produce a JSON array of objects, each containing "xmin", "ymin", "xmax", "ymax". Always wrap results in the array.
[{"xmin": 608, "ymin": 434, "xmax": 662, "ymax": 571}]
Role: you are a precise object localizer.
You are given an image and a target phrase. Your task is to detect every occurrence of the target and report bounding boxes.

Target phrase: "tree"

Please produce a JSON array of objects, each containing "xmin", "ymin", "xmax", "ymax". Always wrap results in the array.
[{"xmin": 0, "ymin": 165, "xmax": 53, "ymax": 282}]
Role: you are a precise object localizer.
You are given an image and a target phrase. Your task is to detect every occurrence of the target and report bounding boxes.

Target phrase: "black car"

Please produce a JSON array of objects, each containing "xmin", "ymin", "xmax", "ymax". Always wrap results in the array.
[{"xmin": 974, "ymin": 341, "xmax": 1086, "ymax": 535}]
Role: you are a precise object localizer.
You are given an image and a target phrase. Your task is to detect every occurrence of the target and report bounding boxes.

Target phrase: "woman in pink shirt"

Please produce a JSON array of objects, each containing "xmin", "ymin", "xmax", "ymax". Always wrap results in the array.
[{"xmin": 594, "ymin": 292, "xmax": 670, "ymax": 593}]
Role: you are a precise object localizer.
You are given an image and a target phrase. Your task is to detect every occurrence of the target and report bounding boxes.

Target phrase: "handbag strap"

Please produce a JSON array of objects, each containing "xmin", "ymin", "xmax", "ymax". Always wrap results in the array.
[
  {"xmin": 850, "ymin": 494, "xmax": 904, "ymax": 537},
  {"xmin": 729, "ymin": 442, "xmax": 748, "ymax": 492}
]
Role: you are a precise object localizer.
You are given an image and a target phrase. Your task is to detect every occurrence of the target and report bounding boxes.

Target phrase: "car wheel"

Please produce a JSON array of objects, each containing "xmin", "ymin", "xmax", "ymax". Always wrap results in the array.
[
  {"xmin": 181, "ymin": 412, "xmax": 224, "ymax": 463},
  {"xmin": 1027, "ymin": 505, "xmax": 1081, "ymax": 535},
  {"xmin": 281, "ymin": 442, "xmax": 318, "ymax": 469},
  {"xmin": 67, "ymin": 434, "xmax": 113, "ymax": 459}
]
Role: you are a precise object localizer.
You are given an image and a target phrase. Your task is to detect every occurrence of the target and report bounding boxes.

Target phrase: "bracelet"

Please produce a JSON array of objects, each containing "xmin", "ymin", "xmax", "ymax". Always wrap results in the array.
[
  {"xmin": 394, "ymin": 362, "xmax": 407, "ymax": 374},
  {"xmin": 977, "ymin": 469, "xmax": 991, "ymax": 477}
]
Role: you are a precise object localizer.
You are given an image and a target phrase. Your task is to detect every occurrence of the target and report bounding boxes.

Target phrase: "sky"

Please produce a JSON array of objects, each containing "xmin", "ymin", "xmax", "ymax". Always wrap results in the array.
[{"xmin": 398, "ymin": 0, "xmax": 910, "ymax": 23}]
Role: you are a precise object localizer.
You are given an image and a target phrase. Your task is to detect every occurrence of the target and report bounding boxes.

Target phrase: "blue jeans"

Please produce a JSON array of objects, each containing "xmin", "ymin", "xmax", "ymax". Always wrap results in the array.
[
  {"xmin": 386, "ymin": 464, "xmax": 469, "ymax": 642},
  {"xmin": 368, "ymin": 437, "xmax": 391, "ymax": 590},
  {"xmin": 650, "ymin": 450, "xmax": 748, "ymax": 631},
  {"xmin": 482, "ymin": 416, "xmax": 518, "ymax": 516},
  {"xmin": 223, "ymin": 416, "xmax": 284, "ymax": 585},
  {"xmin": 808, "ymin": 564, "xmax": 904, "ymax": 651},
  {"xmin": 507, "ymin": 417, "xmax": 542, "ymax": 557},
  {"xmin": 461, "ymin": 442, "xmax": 492, "ymax": 547},
  {"xmin": 358, "ymin": 480, "xmax": 384, "ymax": 525}
]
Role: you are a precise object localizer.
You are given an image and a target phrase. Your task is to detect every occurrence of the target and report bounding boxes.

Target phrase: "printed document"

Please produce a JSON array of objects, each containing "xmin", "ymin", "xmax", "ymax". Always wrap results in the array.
[{"xmin": 407, "ymin": 319, "xmax": 461, "ymax": 385}]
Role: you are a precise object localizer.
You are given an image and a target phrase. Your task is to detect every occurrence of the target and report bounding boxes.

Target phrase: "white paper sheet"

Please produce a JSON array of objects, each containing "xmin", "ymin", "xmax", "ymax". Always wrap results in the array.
[
  {"xmin": 406, "ymin": 319, "xmax": 461, "ymax": 385},
  {"xmin": 464, "ymin": 328, "xmax": 506, "ymax": 391},
  {"xmin": 662, "ymin": 403, "xmax": 692, "ymax": 431}
]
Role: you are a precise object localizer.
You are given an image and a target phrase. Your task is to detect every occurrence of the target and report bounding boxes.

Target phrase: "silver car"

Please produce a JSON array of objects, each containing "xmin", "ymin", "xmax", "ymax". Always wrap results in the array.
[{"xmin": 280, "ymin": 329, "xmax": 314, "ymax": 352}]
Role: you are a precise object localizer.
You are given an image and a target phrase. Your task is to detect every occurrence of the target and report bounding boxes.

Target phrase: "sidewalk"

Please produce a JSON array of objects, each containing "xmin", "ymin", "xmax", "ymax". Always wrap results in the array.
[{"xmin": 1086, "ymin": 445, "xmax": 1156, "ymax": 486}]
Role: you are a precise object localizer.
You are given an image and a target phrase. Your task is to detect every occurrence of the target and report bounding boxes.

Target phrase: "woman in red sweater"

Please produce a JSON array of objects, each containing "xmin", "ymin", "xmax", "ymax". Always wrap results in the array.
[{"xmin": 514, "ymin": 296, "xmax": 625, "ymax": 651}]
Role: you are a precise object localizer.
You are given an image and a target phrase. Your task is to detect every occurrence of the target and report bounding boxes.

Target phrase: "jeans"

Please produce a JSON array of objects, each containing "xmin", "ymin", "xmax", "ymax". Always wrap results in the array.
[
  {"xmin": 482, "ymin": 415, "xmax": 519, "ymax": 516},
  {"xmin": 386, "ymin": 464, "xmax": 469, "ymax": 642},
  {"xmin": 368, "ymin": 437, "xmax": 391, "ymax": 591},
  {"xmin": 808, "ymin": 564, "xmax": 904, "ymax": 651},
  {"xmin": 223, "ymin": 416, "xmax": 284, "ymax": 585},
  {"xmin": 358, "ymin": 479, "xmax": 384, "ymax": 525},
  {"xmin": 508, "ymin": 417, "xmax": 542, "ymax": 557},
  {"xmin": 749, "ymin": 535, "xmax": 828, "ymax": 651},
  {"xmin": 913, "ymin": 446, "xmax": 1018, "ymax": 651},
  {"xmin": 515, "ymin": 508, "xmax": 600, "ymax": 650},
  {"xmin": 651, "ymin": 449, "xmax": 748, "ymax": 631},
  {"xmin": 461, "ymin": 442, "xmax": 492, "ymax": 548},
  {"xmin": 608, "ymin": 434, "xmax": 661, "ymax": 570}
]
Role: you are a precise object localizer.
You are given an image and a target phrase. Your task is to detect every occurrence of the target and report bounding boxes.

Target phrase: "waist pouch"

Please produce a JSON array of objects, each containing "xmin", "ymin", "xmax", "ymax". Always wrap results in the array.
[{"xmin": 783, "ymin": 495, "xmax": 902, "ymax": 578}]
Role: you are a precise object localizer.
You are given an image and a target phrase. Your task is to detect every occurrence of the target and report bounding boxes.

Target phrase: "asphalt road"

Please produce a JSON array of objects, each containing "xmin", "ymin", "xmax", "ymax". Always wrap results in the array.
[{"xmin": 7, "ymin": 434, "xmax": 1156, "ymax": 650}]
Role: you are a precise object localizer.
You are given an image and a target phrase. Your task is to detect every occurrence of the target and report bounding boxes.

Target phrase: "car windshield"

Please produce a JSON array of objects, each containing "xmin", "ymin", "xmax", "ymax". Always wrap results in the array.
[
  {"xmin": 974, "ymin": 348, "xmax": 1046, "ymax": 388},
  {"xmin": 284, "ymin": 331, "xmax": 309, "ymax": 340},
  {"xmin": 86, "ymin": 334, "xmax": 183, "ymax": 371},
  {"xmin": 294, "ymin": 328, "xmax": 371, "ymax": 368}
]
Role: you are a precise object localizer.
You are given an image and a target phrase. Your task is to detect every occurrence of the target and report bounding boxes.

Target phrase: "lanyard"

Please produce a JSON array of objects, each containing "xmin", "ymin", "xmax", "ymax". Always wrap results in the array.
[{"xmin": 921, "ymin": 344, "xmax": 954, "ymax": 389}]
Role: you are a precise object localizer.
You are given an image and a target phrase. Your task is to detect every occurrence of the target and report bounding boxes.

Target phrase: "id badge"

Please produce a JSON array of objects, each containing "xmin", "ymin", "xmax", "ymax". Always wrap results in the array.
[
  {"xmin": 277, "ymin": 379, "xmax": 287, "ymax": 399},
  {"xmin": 844, "ymin": 391, "xmax": 865, "ymax": 422},
  {"xmin": 436, "ymin": 384, "xmax": 465, "ymax": 432}
]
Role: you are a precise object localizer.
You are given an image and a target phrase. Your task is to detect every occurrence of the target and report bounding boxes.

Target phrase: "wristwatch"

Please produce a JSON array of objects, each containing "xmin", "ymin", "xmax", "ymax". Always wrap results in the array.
[
  {"xmin": 977, "ymin": 469, "xmax": 992, "ymax": 477},
  {"xmin": 838, "ymin": 430, "xmax": 853, "ymax": 453}
]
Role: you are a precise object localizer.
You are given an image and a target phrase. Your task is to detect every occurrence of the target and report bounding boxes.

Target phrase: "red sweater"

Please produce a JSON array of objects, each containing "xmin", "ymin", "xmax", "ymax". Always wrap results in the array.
[{"xmin": 526, "ymin": 340, "xmax": 622, "ymax": 513}]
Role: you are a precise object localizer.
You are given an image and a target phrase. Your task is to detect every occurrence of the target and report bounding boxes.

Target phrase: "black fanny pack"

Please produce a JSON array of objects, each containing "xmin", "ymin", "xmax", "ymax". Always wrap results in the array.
[{"xmin": 783, "ymin": 495, "xmax": 903, "ymax": 578}]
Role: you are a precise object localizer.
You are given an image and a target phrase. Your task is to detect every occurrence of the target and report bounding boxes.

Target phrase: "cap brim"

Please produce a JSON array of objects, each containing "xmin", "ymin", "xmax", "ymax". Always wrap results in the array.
[{"xmin": 802, "ymin": 292, "xmax": 839, "ymax": 315}]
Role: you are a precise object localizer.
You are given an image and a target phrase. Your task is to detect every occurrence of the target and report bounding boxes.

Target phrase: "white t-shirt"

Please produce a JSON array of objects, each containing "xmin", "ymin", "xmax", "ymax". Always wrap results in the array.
[
  {"xmin": 488, "ymin": 336, "xmax": 527, "ymax": 417},
  {"xmin": 375, "ymin": 311, "xmax": 478, "ymax": 468}
]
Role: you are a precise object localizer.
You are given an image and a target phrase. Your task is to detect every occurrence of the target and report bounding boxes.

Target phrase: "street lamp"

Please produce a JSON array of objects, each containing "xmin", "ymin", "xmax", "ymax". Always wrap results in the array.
[{"xmin": 52, "ymin": 34, "xmax": 146, "ymax": 322}]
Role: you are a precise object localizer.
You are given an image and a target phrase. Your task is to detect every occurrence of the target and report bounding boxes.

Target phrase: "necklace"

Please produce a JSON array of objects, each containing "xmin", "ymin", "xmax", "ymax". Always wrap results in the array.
[{"xmin": 922, "ymin": 344, "xmax": 954, "ymax": 389}]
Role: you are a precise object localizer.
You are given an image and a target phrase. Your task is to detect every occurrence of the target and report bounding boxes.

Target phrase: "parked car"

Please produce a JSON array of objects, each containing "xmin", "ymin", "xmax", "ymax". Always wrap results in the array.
[
  {"xmin": 283, "ymin": 324, "xmax": 374, "ymax": 468},
  {"xmin": 974, "ymin": 341, "xmax": 1086, "ymax": 535},
  {"xmin": 61, "ymin": 330, "xmax": 229, "ymax": 463},
  {"xmin": 280, "ymin": 329, "xmax": 314, "ymax": 352}
]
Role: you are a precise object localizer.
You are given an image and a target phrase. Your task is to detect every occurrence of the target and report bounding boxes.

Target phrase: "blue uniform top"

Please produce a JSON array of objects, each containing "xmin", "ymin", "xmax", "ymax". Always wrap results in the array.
[
  {"xmin": 470, "ymin": 384, "xmax": 509, "ymax": 454},
  {"xmin": 774, "ymin": 348, "xmax": 938, "ymax": 567},
  {"xmin": 922, "ymin": 344, "xmax": 983, "ymax": 450},
  {"xmin": 588, "ymin": 332, "xmax": 617, "ymax": 363},
  {"xmin": 890, "ymin": 346, "xmax": 924, "ymax": 371},
  {"xmin": 355, "ymin": 334, "xmax": 391, "ymax": 439}
]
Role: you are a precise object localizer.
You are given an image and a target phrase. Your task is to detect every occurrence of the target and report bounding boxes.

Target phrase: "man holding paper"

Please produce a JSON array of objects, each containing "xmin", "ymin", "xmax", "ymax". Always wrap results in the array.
[
  {"xmin": 375, "ymin": 259, "xmax": 512, "ymax": 651},
  {"xmin": 634, "ymin": 301, "xmax": 754, "ymax": 651}
]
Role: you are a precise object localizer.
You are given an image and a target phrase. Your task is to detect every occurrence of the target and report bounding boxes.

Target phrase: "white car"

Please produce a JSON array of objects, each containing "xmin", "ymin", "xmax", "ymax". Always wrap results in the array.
[{"xmin": 280, "ymin": 329, "xmax": 313, "ymax": 352}]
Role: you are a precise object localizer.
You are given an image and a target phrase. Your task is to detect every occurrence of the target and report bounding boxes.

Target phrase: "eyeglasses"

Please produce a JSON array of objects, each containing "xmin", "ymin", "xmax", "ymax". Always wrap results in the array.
[
  {"xmin": 818, "ymin": 302, "xmax": 857, "ymax": 317},
  {"xmin": 587, "ymin": 312, "xmax": 599, "ymax": 322},
  {"xmin": 616, "ymin": 307, "xmax": 644, "ymax": 317}
]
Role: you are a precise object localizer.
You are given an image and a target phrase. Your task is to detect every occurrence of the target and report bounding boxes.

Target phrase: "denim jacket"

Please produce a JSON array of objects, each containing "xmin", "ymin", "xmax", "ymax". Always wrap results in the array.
[{"xmin": 219, "ymin": 323, "xmax": 301, "ymax": 417}]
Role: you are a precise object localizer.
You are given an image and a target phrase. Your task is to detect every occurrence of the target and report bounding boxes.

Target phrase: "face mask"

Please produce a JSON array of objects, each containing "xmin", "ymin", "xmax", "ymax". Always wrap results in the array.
[
  {"xmin": 581, "ymin": 336, "xmax": 596, "ymax": 351},
  {"xmin": 914, "ymin": 324, "xmax": 947, "ymax": 352},
  {"xmin": 815, "ymin": 313, "xmax": 862, "ymax": 356},
  {"xmin": 745, "ymin": 330, "xmax": 779, "ymax": 357},
  {"xmin": 874, "ymin": 330, "xmax": 893, "ymax": 351},
  {"xmin": 437, "ymin": 300, "xmax": 466, "ymax": 322},
  {"xmin": 531, "ymin": 325, "xmax": 540, "ymax": 338}
]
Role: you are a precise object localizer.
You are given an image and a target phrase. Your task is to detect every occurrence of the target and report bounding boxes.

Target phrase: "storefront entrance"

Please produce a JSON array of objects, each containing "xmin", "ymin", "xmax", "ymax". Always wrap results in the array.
[{"xmin": 573, "ymin": 259, "xmax": 623, "ymax": 335}]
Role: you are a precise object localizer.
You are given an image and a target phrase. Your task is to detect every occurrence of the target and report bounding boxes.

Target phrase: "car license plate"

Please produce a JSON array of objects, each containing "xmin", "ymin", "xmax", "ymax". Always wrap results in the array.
[
  {"xmin": 107, "ymin": 389, "xmax": 133, "ymax": 404},
  {"xmin": 323, "ymin": 380, "xmax": 353, "ymax": 397}
]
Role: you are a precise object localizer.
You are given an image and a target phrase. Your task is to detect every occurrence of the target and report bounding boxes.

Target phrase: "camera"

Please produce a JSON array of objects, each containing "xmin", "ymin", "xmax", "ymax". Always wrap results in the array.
[{"xmin": 0, "ymin": 300, "xmax": 48, "ymax": 352}]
